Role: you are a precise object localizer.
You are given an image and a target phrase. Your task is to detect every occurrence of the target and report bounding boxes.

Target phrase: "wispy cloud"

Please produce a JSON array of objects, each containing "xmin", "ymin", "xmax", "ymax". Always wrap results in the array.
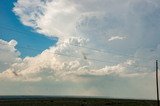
[{"xmin": 108, "ymin": 36, "xmax": 126, "ymax": 41}]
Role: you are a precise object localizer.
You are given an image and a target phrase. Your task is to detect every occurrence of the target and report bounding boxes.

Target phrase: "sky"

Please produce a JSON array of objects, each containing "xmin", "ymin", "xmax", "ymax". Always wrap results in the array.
[
  {"xmin": 0, "ymin": 0, "xmax": 160, "ymax": 100},
  {"xmin": 0, "ymin": 0, "xmax": 57, "ymax": 57}
]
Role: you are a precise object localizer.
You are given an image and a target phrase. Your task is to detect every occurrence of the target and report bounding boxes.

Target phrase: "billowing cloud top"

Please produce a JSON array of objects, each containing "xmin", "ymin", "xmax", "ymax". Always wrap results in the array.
[{"xmin": 13, "ymin": 0, "xmax": 160, "ymax": 51}]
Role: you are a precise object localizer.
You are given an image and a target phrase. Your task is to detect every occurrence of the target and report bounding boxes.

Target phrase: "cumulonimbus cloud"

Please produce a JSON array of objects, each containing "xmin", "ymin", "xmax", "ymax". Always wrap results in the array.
[{"xmin": 1, "ymin": 0, "xmax": 160, "ymax": 82}]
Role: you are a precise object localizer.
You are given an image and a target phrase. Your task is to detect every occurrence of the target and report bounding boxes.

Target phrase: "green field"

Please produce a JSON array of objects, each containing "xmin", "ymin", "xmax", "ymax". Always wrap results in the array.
[{"xmin": 0, "ymin": 97, "xmax": 157, "ymax": 106}]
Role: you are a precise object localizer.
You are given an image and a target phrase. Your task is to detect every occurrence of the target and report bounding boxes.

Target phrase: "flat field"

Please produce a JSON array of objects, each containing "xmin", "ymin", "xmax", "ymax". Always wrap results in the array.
[{"xmin": 0, "ymin": 96, "xmax": 157, "ymax": 106}]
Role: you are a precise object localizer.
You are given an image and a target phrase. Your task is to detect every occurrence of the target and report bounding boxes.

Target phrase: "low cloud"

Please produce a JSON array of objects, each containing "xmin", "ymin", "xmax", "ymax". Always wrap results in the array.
[
  {"xmin": 0, "ymin": 38, "xmax": 138, "ymax": 82},
  {"xmin": 0, "ymin": 39, "xmax": 21, "ymax": 72}
]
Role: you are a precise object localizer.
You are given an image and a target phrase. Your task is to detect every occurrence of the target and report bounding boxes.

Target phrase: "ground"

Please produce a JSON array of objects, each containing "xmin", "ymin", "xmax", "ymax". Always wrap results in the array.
[{"xmin": 0, "ymin": 96, "xmax": 157, "ymax": 106}]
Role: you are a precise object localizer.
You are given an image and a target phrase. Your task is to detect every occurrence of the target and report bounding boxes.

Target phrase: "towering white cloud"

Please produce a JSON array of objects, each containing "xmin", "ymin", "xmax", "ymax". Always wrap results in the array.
[
  {"xmin": 13, "ymin": 0, "xmax": 160, "ymax": 52},
  {"xmin": 12, "ymin": 0, "xmax": 160, "ymax": 77}
]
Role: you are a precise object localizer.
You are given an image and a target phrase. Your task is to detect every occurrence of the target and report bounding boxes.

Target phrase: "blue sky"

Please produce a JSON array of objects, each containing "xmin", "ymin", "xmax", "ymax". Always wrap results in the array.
[
  {"xmin": 0, "ymin": 0, "xmax": 160, "ymax": 99},
  {"xmin": 0, "ymin": 0, "xmax": 57, "ymax": 57}
]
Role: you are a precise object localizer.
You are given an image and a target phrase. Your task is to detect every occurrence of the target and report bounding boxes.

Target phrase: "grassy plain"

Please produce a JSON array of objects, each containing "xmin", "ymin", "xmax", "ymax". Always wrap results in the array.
[{"xmin": 0, "ymin": 96, "xmax": 157, "ymax": 106}]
